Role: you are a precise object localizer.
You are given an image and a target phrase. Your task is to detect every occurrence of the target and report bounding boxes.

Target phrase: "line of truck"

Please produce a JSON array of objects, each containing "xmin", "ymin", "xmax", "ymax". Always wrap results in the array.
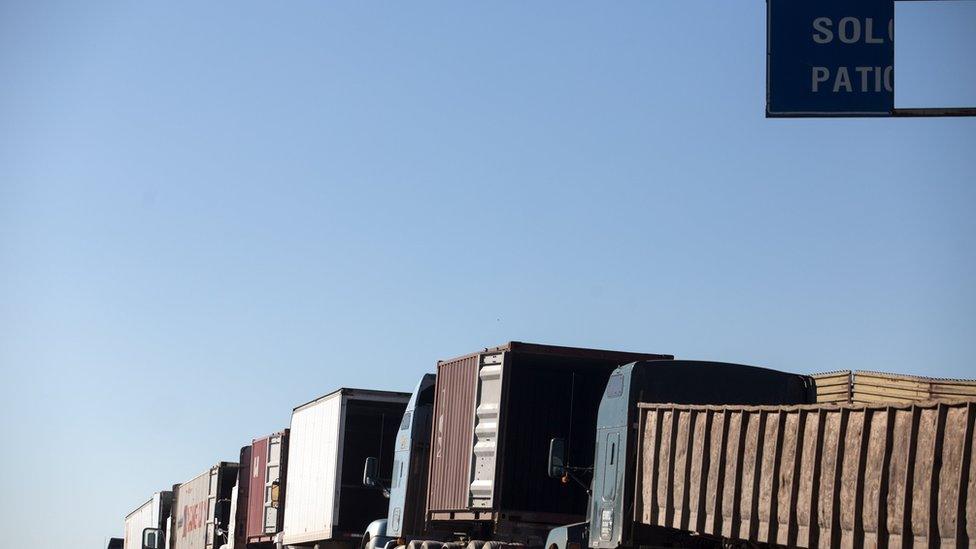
[{"xmin": 115, "ymin": 341, "xmax": 976, "ymax": 549}]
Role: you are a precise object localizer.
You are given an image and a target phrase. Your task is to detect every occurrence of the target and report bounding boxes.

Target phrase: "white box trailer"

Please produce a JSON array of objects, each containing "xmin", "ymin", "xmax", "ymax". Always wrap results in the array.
[
  {"xmin": 282, "ymin": 388, "xmax": 410, "ymax": 547},
  {"xmin": 171, "ymin": 462, "xmax": 240, "ymax": 549},
  {"xmin": 124, "ymin": 491, "xmax": 172, "ymax": 549}
]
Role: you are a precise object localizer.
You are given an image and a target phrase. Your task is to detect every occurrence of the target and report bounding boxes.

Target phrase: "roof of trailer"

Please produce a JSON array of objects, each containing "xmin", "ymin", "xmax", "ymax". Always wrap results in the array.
[
  {"xmin": 292, "ymin": 386, "xmax": 412, "ymax": 412},
  {"xmin": 437, "ymin": 340, "xmax": 673, "ymax": 365}
]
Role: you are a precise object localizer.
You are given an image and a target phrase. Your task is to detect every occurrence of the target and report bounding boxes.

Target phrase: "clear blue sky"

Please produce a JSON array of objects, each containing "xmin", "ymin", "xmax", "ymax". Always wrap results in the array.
[{"xmin": 1, "ymin": 2, "xmax": 974, "ymax": 547}]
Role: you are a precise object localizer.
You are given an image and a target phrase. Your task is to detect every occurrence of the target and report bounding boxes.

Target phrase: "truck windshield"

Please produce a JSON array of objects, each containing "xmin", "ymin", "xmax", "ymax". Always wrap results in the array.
[{"xmin": 605, "ymin": 374, "xmax": 624, "ymax": 398}]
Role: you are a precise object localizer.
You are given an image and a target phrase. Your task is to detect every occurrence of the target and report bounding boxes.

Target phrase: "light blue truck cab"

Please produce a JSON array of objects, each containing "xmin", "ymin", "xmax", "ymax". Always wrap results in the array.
[
  {"xmin": 363, "ymin": 374, "xmax": 437, "ymax": 549},
  {"xmin": 545, "ymin": 360, "xmax": 814, "ymax": 549}
]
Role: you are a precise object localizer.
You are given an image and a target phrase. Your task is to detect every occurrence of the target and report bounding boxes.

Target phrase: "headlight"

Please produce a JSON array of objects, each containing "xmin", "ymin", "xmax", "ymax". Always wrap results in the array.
[{"xmin": 600, "ymin": 508, "xmax": 613, "ymax": 541}]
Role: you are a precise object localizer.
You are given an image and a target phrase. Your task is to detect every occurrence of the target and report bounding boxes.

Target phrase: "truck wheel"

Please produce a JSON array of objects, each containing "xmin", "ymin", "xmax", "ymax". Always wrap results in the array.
[{"xmin": 360, "ymin": 534, "xmax": 371, "ymax": 549}]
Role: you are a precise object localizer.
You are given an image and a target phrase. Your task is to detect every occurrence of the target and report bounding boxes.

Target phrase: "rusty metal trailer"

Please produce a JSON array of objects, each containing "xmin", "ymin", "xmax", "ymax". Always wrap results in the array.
[
  {"xmin": 811, "ymin": 370, "xmax": 976, "ymax": 405},
  {"xmin": 635, "ymin": 400, "xmax": 976, "ymax": 548},
  {"xmin": 171, "ymin": 462, "xmax": 241, "ymax": 549},
  {"xmin": 851, "ymin": 371, "xmax": 976, "ymax": 405}
]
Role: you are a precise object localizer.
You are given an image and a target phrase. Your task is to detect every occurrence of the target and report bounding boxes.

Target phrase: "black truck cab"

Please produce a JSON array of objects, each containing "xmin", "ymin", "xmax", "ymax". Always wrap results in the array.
[{"xmin": 546, "ymin": 360, "xmax": 814, "ymax": 549}]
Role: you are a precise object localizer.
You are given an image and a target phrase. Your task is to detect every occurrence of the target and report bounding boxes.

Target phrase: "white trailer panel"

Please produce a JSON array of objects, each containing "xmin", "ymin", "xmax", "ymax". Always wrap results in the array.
[
  {"xmin": 282, "ymin": 388, "xmax": 410, "ymax": 546},
  {"xmin": 124, "ymin": 499, "xmax": 154, "ymax": 549},
  {"xmin": 282, "ymin": 391, "xmax": 343, "ymax": 545},
  {"xmin": 124, "ymin": 492, "xmax": 171, "ymax": 549}
]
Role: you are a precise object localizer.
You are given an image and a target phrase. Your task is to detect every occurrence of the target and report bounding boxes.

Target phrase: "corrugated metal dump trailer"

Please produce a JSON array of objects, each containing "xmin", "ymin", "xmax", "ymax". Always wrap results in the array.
[
  {"xmin": 123, "ymin": 491, "xmax": 172, "ymax": 549},
  {"xmin": 635, "ymin": 400, "xmax": 976, "ymax": 548},
  {"xmin": 172, "ymin": 462, "xmax": 240, "ymax": 549},
  {"xmin": 427, "ymin": 342, "xmax": 671, "ymax": 537},
  {"xmin": 282, "ymin": 388, "xmax": 411, "ymax": 547}
]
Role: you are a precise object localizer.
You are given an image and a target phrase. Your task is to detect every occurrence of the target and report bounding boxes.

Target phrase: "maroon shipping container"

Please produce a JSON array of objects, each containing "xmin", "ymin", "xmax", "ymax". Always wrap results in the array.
[
  {"xmin": 244, "ymin": 430, "xmax": 289, "ymax": 546},
  {"xmin": 426, "ymin": 341, "xmax": 672, "ymax": 538},
  {"xmin": 428, "ymin": 352, "xmax": 479, "ymax": 513}
]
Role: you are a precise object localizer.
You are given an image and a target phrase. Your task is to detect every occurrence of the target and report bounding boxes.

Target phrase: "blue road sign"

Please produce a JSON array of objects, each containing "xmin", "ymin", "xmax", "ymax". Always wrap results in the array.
[{"xmin": 767, "ymin": 0, "xmax": 894, "ymax": 117}]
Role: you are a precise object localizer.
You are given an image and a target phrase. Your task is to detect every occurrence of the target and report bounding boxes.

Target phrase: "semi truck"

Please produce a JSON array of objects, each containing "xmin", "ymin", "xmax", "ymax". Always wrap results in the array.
[
  {"xmin": 151, "ymin": 431, "xmax": 290, "ymax": 549},
  {"xmin": 121, "ymin": 342, "xmax": 976, "ymax": 549},
  {"xmin": 360, "ymin": 342, "xmax": 673, "ymax": 549},
  {"xmin": 362, "ymin": 374, "xmax": 438, "ymax": 549},
  {"xmin": 424, "ymin": 342, "xmax": 673, "ymax": 546},
  {"xmin": 174, "ymin": 462, "xmax": 242, "ymax": 549},
  {"xmin": 137, "ymin": 462, "xmax": 240, "ymax": 549},
  {"xmin": 124, "ymin": 491, "xmax": 173, "ymax": 549},
  {"xmin": 281, "ymin": 388, "xmax": 411, "ymax": 549},
  {"xmin": 544, "ymin": 360, "xmax": 814, "ymax": 549},
  {"xmin": 134, "ymin": 389, "xmax": 410, "ymax": 549},
  {"xmin": 544, "ymin": 364, "xmax": 976, "ymax": 548}
]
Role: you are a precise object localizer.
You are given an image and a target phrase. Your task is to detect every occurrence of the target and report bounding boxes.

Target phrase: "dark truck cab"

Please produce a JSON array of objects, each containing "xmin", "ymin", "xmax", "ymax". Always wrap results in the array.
[
  {"xmin": 545, "ymin": 360, "xmax": 814, "ymax": 549},
  {"xmin": 362, "ymin": 374, "xmax": 438, "ymax": 549}
]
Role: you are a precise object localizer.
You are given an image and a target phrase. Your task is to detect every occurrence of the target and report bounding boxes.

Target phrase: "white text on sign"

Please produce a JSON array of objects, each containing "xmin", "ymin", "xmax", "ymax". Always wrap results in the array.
[{"xmin": 810, "ymin": 17, "xmax": 893, "ymax": 93}]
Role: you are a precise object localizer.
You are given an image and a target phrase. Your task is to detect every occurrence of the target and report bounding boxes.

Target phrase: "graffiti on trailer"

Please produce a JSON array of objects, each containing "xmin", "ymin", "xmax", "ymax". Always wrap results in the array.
[{"xmin": 181, "ymin": 501, "xmax": 208, "ymax": 537}]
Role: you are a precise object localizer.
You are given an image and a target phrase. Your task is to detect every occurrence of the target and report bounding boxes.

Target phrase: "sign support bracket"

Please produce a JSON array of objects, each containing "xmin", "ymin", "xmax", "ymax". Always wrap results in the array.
[{"xmin": 892, "ymin": 107, "xmax": 976, "ymax": 117}]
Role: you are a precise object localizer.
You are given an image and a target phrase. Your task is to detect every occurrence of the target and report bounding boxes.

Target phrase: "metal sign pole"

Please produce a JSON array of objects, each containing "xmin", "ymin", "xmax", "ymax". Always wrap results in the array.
[{"xmin": 893, "ymin": 108, "xmax": 976, "ymax": 117}]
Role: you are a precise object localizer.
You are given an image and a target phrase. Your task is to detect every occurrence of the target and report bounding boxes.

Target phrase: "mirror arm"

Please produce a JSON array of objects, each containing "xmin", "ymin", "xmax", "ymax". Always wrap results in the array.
[
  {"xmin": 561, "ymin": 467, "xmax": 592, "ymax": 495},
  {"xmin": 564, "ymin": 465, "xmax": 593, "ymax": 472},
  {"xmin": 369, "ymin": 478, "xmax": 392, "ymax": 498}
]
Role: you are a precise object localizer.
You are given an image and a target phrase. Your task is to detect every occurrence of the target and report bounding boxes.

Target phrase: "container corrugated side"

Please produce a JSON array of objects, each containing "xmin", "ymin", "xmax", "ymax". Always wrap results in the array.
[
  {"xmin": 249, "ymin": 436, "xmax": 268, "ymax": 538},
  {"xmin": 635, "ymin": 400, "xmax": 976, "ymax": 548},
  {"xmin": 172, "ymin": 470, "xmax": 213, "ymax": 549},
  {"xmin": 809, "ymin": 370, "xmax": 976, "ymax": 406},
  {"xmin": 247, "ymin": 435, "xmax": 269, "ymax": 540},
  {"xmin": 811, "ymin": 370, "xmax": 852, "ymax": 403},
  {"xmin": 427, "ymin": 342, "xmax": 673, "ymax": 520},
  {"xmin": 427, "ymin": 353, "xmax": 479, "ymax": 512},
  {"xmin": 853, "ymin": 370, "xmax": 976, "ymax": 404},
  {"xmin": 172, "ymin": 463, "xmax": 238, "ymax": 549},
  {"xmin": 246, "ymin": 430, "xmax": 288, "ymax": 541}
]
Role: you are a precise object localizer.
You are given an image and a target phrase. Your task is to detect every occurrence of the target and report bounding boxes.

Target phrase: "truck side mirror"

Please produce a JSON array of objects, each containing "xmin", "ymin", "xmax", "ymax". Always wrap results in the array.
[
  {"xmin": 142, "ymin": 528, "xmax": 163, "ymax": 549},
  {"xmin": 363, "ymin": 456, "xmax": 378, "ymax": 487},
  {"xmin": 270, "ymin": 479, "xmax": 280, "ymax": 509},
  {"xmin": 548, "ymin": 438, "xmax": 566, "ymax": 479}
]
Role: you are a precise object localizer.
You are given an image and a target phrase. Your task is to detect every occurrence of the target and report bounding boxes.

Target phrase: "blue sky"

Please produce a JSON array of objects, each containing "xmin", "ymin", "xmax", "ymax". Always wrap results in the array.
[{"xmin": 1, "ymin": 2, "xmax": 974, "ymax": 547}]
